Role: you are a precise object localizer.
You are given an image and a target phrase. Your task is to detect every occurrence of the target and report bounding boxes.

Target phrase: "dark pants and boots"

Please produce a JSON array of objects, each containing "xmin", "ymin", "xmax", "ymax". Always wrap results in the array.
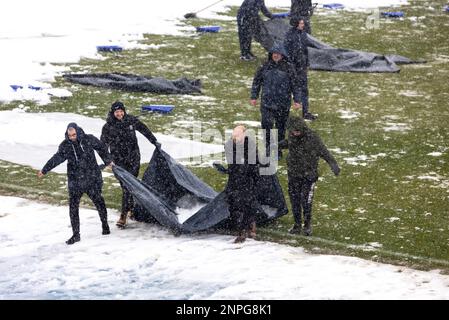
[
  {"xmin": 297, "ymin": 70, "xmax": 311, "ymax": 118},
  {"xmin": 67, "ymin": 186, "xmax": 110, "ymax": 244},
  {"xmin": 237, "ymin": 15, "xmax": 259, "ymax": 59},
  {"xmin": 261, "ymin": 107, "xmax": 289, "ymax": 158},
  {"xmin": 116, "ymin": 160, "xmax": 140, "ymax": 227},
  {"xmin": 288, "ymin": 176, "xmax": 316, "ymax": 236},
  {"xmin": 227, "ymin": 192, "xmax": 257, "ymax": 242}
]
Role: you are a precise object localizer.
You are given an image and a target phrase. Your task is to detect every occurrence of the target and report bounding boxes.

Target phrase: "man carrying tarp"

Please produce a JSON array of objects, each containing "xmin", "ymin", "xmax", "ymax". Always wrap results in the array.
[
  {"xmin": 216, "ymin": 126, "xmax": 262, "ymax": 243},
  {"xmin": 250, "ymin": 43, "xmax": 302, "ymax": 159},
  {"xmin": 101, "ymin": 101, "xmax": 161, "ymax": 229},
  {"xmin": 237, "ymin": 0, "xmax": 274, "ymax": 61},
  {"xmin": 290, "ymin": 0, "xmax": 315, "ymax": 34},
  {"xmin": 279, "ymin": 116, "xmax": 340, "ymax": 236},
  {"xmin": 38, "ymin": 123, "xmax": 113, "ymax": 245},
  {"xmin": 284, "ymin": 16, "xmax": 320, "ymax": 120}
]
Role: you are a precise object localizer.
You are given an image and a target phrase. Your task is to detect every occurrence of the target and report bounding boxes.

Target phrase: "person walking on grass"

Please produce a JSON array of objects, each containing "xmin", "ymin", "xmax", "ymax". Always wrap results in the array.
[
  {"xmin": 101, "ymin": 101, "xmax": 161, "ymax": 229},
  {"xmin": 279, "ymin": 116, "xmax": 340, "ymax": 236},
  {"xmin": 250, "ymin": 43, "xmax": 301, "ymax": 159},
  {"xmin": 38, "ymin": 123, "xmax": 113, "ymax": 245}
]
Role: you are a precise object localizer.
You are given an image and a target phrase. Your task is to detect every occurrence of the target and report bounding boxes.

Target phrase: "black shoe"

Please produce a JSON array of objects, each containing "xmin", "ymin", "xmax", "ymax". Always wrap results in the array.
[
  {"xmin": 66, "ymin": 233, "xmax": 80, "ymax": 245},
  {"xmin": 303, "ymin": 112, "xmax": 317, "ymax": 121},
  {"xmin": 303, "ymin": 219, "xmax": 312, "ymax": 236},
  {"xmin": 288, "ymin": 224, "xmax": 301, "ymax": 234},
  {"xmin": 240, "ymin": 54, "xmax": 255, "ymax": 61},
  {"xmin": 102, "ymin": 223, "xmax": 110, "ymax": 235}
]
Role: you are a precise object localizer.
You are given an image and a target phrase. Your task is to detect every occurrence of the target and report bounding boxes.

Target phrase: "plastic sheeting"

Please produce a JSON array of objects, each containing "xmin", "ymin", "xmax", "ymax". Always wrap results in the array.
[
  {"xmin": 63, "ymin": 73, "xmax": 202, "ymax": 94},
  {"xmin": 112, "ymin": 149, "xmax": 288, "ymax": 234},
  {"xmin": 255, "ymin": 19, "xmax": 425, "ymax": 73}
]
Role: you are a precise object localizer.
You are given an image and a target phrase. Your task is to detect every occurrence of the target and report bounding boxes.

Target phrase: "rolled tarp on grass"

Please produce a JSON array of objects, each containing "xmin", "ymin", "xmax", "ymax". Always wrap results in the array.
[
  {"xmin": 63, "ymin": 73, "xmax": 202, "ymax": 95},
  {"xmin": 112, "ymin": 149, "xmax": 288, "ymax": 234},
  {"xmin": 254, "ymin": 19, "xmax": 425, "ymax": 73}
]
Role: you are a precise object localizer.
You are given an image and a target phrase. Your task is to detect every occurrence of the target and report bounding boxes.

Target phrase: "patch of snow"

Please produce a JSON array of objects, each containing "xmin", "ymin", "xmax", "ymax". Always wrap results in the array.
[{"xmin": 338, "ymin": 109, "xmax": 361, "ymax": 120}]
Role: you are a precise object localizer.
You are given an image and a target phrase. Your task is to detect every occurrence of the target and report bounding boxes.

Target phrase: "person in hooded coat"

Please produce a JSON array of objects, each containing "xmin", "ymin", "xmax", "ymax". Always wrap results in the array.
[
  {"xmin": 284, "ymin": 16, "xmax": 320, "ymax": 120},
  {"xmin": 215, "ymin": 126, "xmax": 264, "ymax": 243},
  {"xmin": 237, "ymin": 0, "xmax": 274, "ymax": 61},
  {"xmin": 279, "ymin": 116, "xmax": 340, "ymax": 236},
  {"xmin": 250, "ymin": 43, "xmax": 302, "ymax": 158},
  {"xmin": 38, "ymin": 123, "xmax": 113, "ymax": 245},
  {"xmin": 101, "ymin": 101, "xmax": 161, "ymax": 228},
  {"xmin": 290, "ymin": 0, "xmax": 314, "ymax": 34}
]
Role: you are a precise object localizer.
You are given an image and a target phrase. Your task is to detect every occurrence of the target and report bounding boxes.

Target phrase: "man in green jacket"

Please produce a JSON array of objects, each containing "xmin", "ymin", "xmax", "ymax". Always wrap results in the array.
[{"xmin": 279, "ymin": 116, "xmax": 340, "ymax": 236}]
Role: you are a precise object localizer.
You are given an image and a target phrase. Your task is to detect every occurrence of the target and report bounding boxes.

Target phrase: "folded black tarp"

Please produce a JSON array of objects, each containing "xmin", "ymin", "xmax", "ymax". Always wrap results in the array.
[
  {"xmin": 255, "ymin": 19, "xmax": 425, "ymax": 73},
  {"xmin": 112, "ymin": 149, "xmax": 288, "ymax": 234},
  {"xmin": 63, "ymin": 73, "xmax": 202, "ymax": 94}
]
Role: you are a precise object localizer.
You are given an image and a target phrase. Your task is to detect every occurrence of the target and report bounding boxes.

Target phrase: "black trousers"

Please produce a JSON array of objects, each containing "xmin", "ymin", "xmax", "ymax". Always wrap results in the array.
[
  {"xmin": 69, "ymin": 185, "xmax": 108, "ymax": 235},
  {"xmin": 227, "ymin": 191, "xmax": 257, "ymax": 233},
  {"xmin": 116, "ymin": 161, "xmax": 140, "ymax": 214},
  {"xmin": 287, "ymin": 176, "xmax": 316, "ymax": 225},
  {"xmin": 261, "ymin": 107, "xmax": 290, "ymax": 156},
  {"xmin": 237, "ymin": 15, "xmax": 259, "ymax": 56}
]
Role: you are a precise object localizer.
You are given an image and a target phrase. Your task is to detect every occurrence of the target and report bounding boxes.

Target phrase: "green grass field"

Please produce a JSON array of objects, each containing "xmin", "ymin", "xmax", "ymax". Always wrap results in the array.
[{"xmin": 1, "ymin": 0, "xmax": 448, "ymax": 271}]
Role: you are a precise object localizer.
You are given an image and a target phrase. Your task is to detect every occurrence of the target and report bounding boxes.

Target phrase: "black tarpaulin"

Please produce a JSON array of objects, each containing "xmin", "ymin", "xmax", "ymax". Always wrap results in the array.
[
  {"xmin": 112, "ymin": 149, "xmax": 288, "ymax": 234},
  {"xmin": 63, "ymin": 73, "xmax": 202, "ymax": 94},
  {"xmin": 255, "ymin": 19, "xmax": 425, "ymax": 73}
]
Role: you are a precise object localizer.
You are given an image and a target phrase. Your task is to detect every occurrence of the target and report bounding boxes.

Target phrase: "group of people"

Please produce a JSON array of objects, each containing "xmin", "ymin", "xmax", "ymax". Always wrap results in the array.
[
  {"xmin": 38, "ymin": 101, "xmax": 160, "ymax": 244},
  {"xmin": 37, "ymin": 0, "xmax": 340, "ymax": 245}
]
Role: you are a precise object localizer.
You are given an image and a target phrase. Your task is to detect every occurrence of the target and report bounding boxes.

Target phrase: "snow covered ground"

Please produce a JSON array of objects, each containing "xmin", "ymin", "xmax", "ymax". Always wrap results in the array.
[
  {"xmin": 0, "ymin": 109, "xmax": 223, "ymax": 172},
  {"xmin": 0, "ymin": 0, "xmax": 408, "ymax": 104},
  {"xmin": 0, "ymin": 195, "xmax": 447, "ymax": 300}
]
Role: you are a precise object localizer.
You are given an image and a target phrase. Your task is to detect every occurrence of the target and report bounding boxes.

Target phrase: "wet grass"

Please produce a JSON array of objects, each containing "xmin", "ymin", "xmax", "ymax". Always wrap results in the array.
[{"xmin": 1, "ymin": 0, "xmax": 448, "ymax": 271}]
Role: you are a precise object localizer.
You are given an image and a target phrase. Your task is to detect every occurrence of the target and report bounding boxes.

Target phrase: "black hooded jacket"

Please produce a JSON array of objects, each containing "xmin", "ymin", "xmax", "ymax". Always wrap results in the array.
[
  {"xmin": 291, "ymin": 0, "xmax": 313, "ymax": 18},
  {"xmin": 284, "ymin": 24, "xmax": 318, "ymax": 71},
  {"xmin": 101, "ymin": 111, "xmax": 157, "ymax": 167},
  {"xmin": 41, "ymin": 123, "xmax": 112, "ymax": 192},
  {"xmin": 279, "ymin": 117, "xmax": 340, "ymax": 181},
  {"xmin": 237, "ymin": 0, "xmax": 273, "ymax": 21},
  {"xmin": 251, "ymin": 44, "xmax": 301, "ymax": 111}
]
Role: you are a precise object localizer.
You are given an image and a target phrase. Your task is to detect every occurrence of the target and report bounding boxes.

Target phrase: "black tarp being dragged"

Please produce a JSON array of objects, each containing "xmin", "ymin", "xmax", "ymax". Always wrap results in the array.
[
  {"xmin": 254, "ymin": 19, "xmax": 425, "ymax": 73},
  {"xmin": 112, "ymin": 149, "xmax": 288, "ymax": 234},
  {"xmin": 63, "ymin": 73, "xmax": 202, "ymax": 94}
]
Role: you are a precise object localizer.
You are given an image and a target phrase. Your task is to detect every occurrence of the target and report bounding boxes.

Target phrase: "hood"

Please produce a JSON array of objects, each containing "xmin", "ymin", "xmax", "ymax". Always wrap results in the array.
[
  {"xmin": 268, "ymin": 43, "xmax": 288, "ymax": 61},
  {"xmin": 287, "ymin": 116, "xmax": 309, "ymax": 137},
  {"xmin": 107, "ymin": 110, "xmax": 128, "ymax": 124},
  {"xmin": 65, "ymin": 122, "xmax": 85, "ymax": 142}
]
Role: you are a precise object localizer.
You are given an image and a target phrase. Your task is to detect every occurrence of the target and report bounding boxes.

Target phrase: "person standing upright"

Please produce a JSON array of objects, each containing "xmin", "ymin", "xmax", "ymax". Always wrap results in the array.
[
  {"xmin": 38, "ymin": 123, "xmax": 113, "ymax": 245},
  {"xmin": 250, "ymin": 44, "xmax": 301, "ymax": 159},
  {"xmin": 101, "ymin": 101, "xmax": 161, "ymax": 229},
  {"xmin": 237, "ymin": 0, "xmax": 273, "ymax": 61},
  {"xmin": 284, "ymin": 16, "xmax": 319, "ymax": 120},
  {"xmin": 290, "ymin": 0, "xmax": 314, "ymax": 34},
  {"xmin": 279, "ymin": 116, "xmax": 340, "ymax": 236}
]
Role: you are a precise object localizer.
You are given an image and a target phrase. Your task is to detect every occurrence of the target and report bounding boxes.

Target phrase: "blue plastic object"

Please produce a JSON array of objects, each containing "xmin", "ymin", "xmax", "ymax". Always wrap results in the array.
[
  {"xmin": 323, "ymin": 3, "xmax": 345, "ymax": 9},
  {"xmin": 444, "ymin": 5, "xmax": 449, "ymax": 12},
  {"xmin": 272, "ymin": 12, "xmax": 290, "ymax": 18},
  {"xmin": 142, "ymin": 105, "xmax": 175, "ymax": 114},
  {"xmin": 196, "ymin": 26, "xmax": 221, "ymax": 33},
  {"xmin": 10, "ymin": 85, "xmax": 23, "ymax": 91},
  {"xmin": 381, "ymin": 11, "xmax": 405, "ymax": 18},
  {"xmin": 96, "ymin": 45, "xmax": 123, "ymax": 52},
  {"xmin": 28, "ymin": 85, "xmax": 42, "ymax": 90}
]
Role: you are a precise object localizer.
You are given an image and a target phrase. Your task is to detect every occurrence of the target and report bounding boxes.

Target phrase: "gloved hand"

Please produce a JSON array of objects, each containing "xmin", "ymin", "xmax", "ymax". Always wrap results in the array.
[
  {"xmin": 155, "ymin": 141, "xmax": 162, "ymax": 150},
  {"xmin": 213, "ymin": 162, "xmax": 228, "ymax": 174}
]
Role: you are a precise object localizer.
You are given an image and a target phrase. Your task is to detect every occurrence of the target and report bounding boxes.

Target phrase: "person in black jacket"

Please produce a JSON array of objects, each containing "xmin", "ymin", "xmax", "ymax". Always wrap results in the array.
[
  {"xmin": 290, "ymin": 0, "xmax": 314, "ymax": 34},
  {"xmin": 215, "ymin": 126, "xmax": 262, "ymax": 243},
  {"xmin": 237, "ymin": 0, "xmax": 273, "ymax": 61},
  {"xmin": 250, "ymin": 44, "xmax": 302, "ymax": 159},
  {"xmin": 38, "ymin": 123, "xmax": 113, "ymax": 245},
  {"xmin": 279, "ymin": 116, "xmax": 340, "ymax": 236},
  {"xmin": 101, "ymin": 101, "xmax": 161, "ymax": 228},
  {"xmin": 284, "ymin": 16, "xmax": 319, "ymax": 120}
]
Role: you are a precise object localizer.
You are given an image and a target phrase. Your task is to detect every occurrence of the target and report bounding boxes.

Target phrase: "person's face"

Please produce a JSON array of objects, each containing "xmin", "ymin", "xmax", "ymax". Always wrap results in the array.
[
  {"xmin": 291, "ymin": 130, "xmax": 302, "ymax": 137},
  {"xmin": 67, "ymin": 128, "xmax": 77, "ymax": 142},
  {"xmin": 114, "ymin": 109, "xmax": 125, "ymax": 120},
  {"xmin": 272, "ymin": 52, "xmax": 283, "ymax": 62},
  {"xmin": 232, "ymin": 127, "xmax": 246, "ymax": 144},
  {"xmin": 297, "ymin": 20, "xmax": 305, "ymax": 31}
]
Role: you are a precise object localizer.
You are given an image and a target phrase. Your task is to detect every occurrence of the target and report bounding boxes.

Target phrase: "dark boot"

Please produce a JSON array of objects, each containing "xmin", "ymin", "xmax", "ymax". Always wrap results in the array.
[
  {"xmin": 116, "ymin": 213, "xmax": 127, "ymax": 228},
  {"xmin": 66, "ymin": 233, "xmax": 80, "ymax": 245},
  {"xmin": 234, "ymin": 231, "xmax": 247, "ymax": 243},
  {"xmin": 248, "ymin": 222, "xmax": 257, "ymax": 239},
  {"xmin": 102, "ymin": 222, "xmax": 110, "ymax": 235},
  {"xmin": 303, "ymin": 217, "xmax": 312, "ymax": 236},
  {"xmin": 288, "ymin": 224, "xmax": 302, "ymax": 234}
]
